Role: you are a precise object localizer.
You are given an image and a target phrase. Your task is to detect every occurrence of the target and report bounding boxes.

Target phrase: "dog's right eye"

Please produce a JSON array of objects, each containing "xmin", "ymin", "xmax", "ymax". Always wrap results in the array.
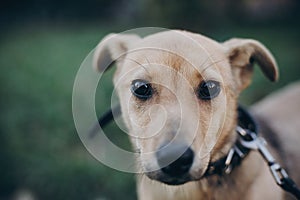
[{"xmin": 131, "ymin": 79, "xmax": 153, "ymax": 100}]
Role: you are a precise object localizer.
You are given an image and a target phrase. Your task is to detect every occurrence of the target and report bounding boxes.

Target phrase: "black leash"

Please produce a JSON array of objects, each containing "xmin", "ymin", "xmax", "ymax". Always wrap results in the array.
[
  {"xmin": 91, "ymin": 104, "xmax": 300, "ymax": 199},
  {"xmin": 89, "ymin": 104, "xmax": 121, "ymax": 138}
]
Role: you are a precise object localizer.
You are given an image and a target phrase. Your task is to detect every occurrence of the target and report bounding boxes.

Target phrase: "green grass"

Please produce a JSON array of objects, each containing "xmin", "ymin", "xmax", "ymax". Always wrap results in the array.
[
  {"xmin": 0, "ymin": 24, "xmax": 136, "ymax": 200},
  {"xmin": 0, "ymin": 23, "xmax": 299, "ymax": 200}
]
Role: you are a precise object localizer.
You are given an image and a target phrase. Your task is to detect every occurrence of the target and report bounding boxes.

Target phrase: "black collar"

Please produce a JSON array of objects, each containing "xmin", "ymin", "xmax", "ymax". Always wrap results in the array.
[{"xmin": 204, "ymin": 105, "xmax": 258, "ymax": 177}]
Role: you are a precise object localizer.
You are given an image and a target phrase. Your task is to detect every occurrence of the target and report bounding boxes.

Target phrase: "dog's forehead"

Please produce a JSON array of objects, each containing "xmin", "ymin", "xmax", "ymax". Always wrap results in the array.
[
  {"xmin": 122, "ymin": 31, "xmax": 229, "ymax": 83},
  {"xmin": 132, "ymin": 30, "xmax": 226, "ymax": 60}
]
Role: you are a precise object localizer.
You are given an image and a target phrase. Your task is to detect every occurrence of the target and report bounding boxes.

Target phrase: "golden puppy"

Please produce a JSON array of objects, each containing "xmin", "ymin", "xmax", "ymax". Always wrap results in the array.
[{"xmin": 93, "ymin": 30, "xmax": 300, "ymax": 200}]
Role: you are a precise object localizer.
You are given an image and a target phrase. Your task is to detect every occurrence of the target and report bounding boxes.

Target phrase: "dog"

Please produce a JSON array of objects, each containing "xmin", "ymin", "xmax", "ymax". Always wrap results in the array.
[{"xmin": 93, "ymin": 30, "xmax": 300, "ymax": 200}]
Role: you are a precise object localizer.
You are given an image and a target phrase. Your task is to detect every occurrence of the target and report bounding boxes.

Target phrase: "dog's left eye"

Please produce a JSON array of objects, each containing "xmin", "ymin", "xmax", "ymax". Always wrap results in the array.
[
  {"xmin": 131, "ymin": 79, "xmax": 153, "ymax": 100},
  {"xmin": 198, "ymin": 80, "xmax": 221, "ymax": 100}
]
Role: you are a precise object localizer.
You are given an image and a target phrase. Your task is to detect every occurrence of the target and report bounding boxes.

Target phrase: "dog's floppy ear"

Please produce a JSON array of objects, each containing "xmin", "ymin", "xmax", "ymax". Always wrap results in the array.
[
  {"xmin": 93, "ymin": 33, "xmax": 141, "ymax": 72},
  {"xmin": 223, "ymin": 38, "xmax": 279, "ymax": 90}
]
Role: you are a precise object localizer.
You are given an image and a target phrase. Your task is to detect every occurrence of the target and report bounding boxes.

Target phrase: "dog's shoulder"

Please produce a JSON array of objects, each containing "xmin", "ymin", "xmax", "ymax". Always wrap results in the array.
[{"xmin": 250, "ymin": 81, "xmax": 300, "ymax": 185}]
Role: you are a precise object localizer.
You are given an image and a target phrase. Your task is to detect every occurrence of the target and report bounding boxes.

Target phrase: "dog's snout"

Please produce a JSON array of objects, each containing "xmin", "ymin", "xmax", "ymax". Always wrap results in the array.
[{"xmin": 156, "ymin": 144, "xmax": 194, "ymax": 177}]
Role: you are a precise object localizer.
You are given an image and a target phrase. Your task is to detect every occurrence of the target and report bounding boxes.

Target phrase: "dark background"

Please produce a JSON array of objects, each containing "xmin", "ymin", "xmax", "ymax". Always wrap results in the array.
[{"xmin": 1, "ymin": 0, "xmax": 300, "ymax": 199}]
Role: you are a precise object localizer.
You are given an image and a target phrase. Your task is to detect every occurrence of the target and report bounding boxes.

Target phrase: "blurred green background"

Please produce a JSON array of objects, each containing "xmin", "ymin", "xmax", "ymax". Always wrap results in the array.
[{"xmin": 0, "ymin": 0, "xmax": 299, "ymax": 199}]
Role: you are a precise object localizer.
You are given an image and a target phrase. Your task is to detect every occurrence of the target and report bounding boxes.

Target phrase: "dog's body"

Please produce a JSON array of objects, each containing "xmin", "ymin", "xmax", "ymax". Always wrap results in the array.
[{"xmin": 93, "ymin": 30, "xmax": 300, "ymax": 199}]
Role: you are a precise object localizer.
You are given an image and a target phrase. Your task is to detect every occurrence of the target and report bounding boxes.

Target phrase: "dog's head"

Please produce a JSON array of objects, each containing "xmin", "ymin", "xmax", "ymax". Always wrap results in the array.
[{"xmin": 93, "ymin": 30, "xmax": 278, "ymax": 185}]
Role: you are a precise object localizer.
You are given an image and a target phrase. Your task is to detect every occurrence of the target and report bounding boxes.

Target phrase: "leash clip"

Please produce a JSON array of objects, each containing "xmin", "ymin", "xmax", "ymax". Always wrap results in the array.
[
  {"xmin": 270, "ymin": 163, "xmax": 289, "ymax": 186},
  {"xmin": 236, "ymin": 126, "xmax": 292, "ymax": 187},
  {"xmin": 236, "ymin": 126, "xmax": 268, "ymax": 152},
  {"xmin": 236, "ymin": 126, "xmax": 259, "ymax": 149}
]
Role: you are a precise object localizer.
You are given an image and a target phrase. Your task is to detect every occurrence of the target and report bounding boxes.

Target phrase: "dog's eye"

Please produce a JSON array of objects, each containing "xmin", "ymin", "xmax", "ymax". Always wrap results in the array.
[
  {"xmin": 131, "ymin": 79, "xmax": 153, "ymax": 100},
  {"xmin": 198, "ymin": 80, "xmax": 221, "ymax": 100}
]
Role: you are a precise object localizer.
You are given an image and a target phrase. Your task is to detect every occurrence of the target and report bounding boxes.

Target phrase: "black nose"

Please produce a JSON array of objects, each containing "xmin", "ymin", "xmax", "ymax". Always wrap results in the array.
[{"xmin": 156, "ymin": 144, "xmax": 194, "ymax": 176}]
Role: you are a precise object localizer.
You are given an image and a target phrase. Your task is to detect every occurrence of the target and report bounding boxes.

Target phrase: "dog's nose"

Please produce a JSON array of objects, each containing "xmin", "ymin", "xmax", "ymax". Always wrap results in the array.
[{"xmin": 156, "ymin": 143, "xmax": 194, "ymax": 176}]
